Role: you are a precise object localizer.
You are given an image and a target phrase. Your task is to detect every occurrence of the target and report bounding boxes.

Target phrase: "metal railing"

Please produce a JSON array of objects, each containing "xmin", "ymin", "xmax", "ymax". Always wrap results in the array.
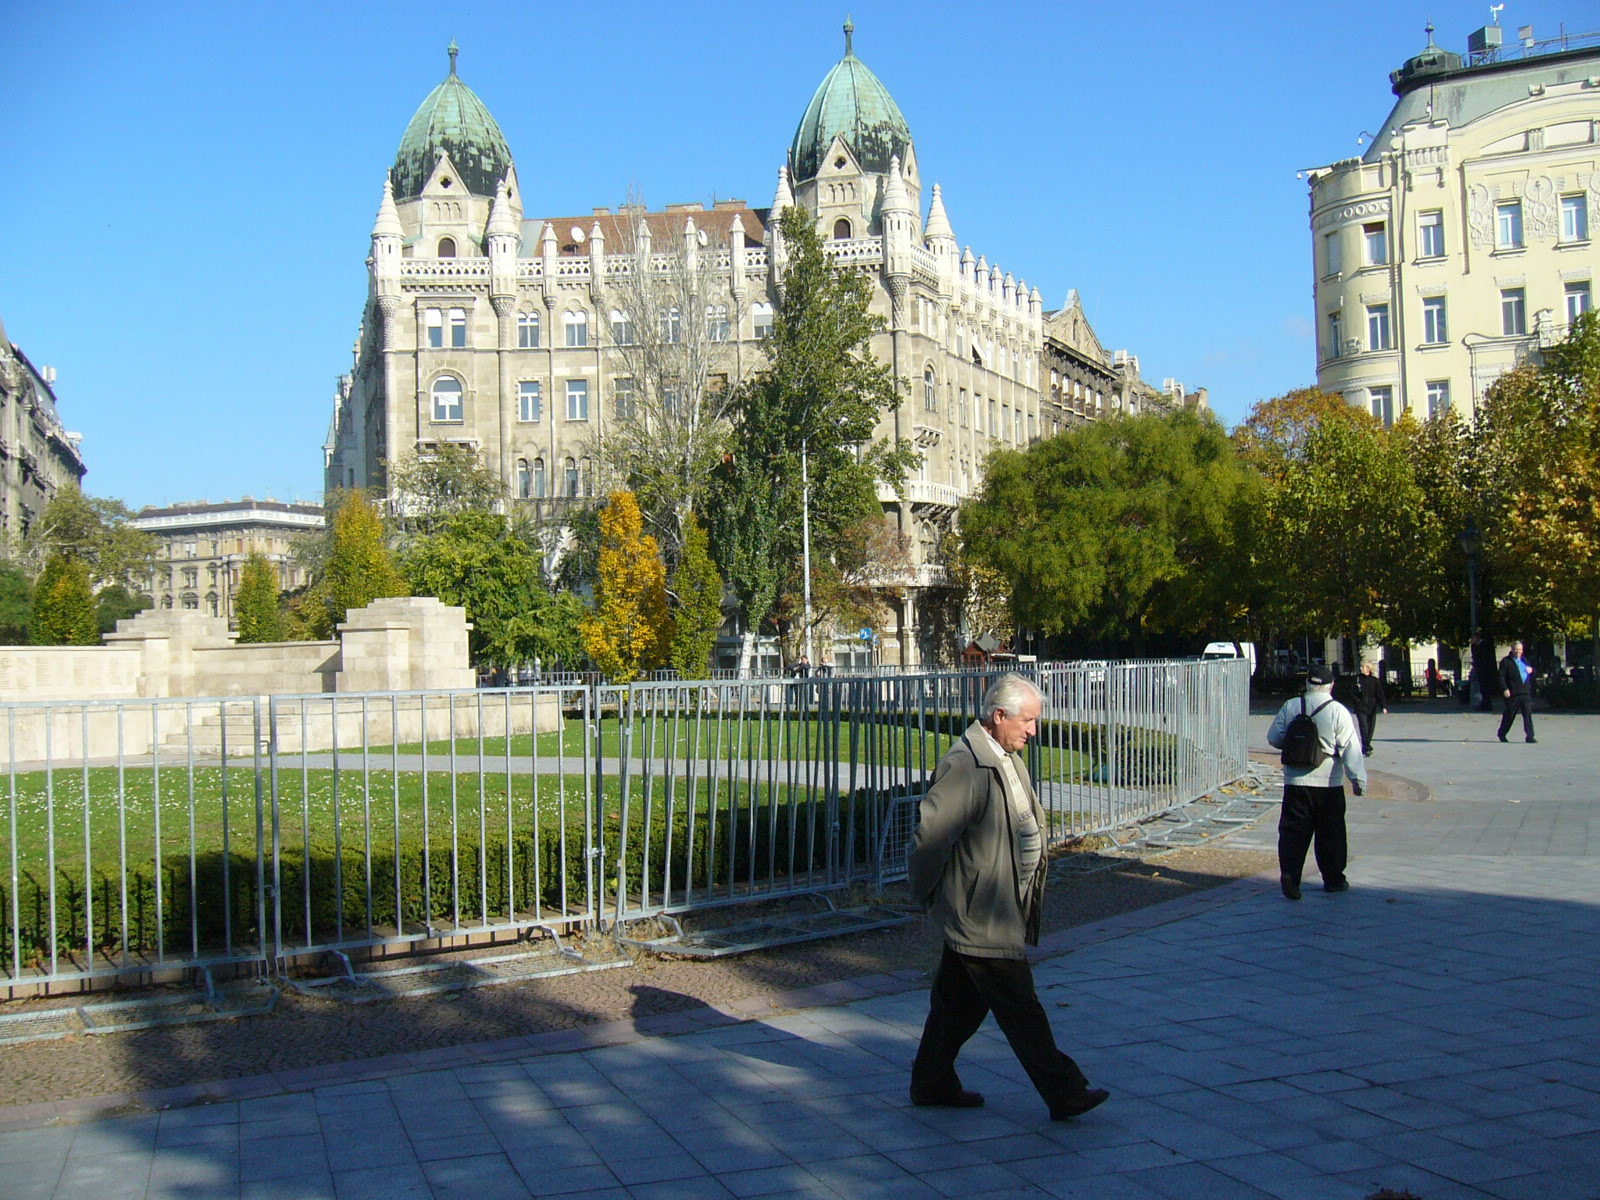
[{"xmin": 1, "ymin": 660, "xmax": 1246, "ymax": 991}]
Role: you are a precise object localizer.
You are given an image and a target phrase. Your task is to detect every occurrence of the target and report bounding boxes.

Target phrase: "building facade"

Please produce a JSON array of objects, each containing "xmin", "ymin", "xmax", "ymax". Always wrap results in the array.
[
  {"xmin": 1308, "ymin": 23, "xmax": 1600, "ymax": 423},
  {"xmin": 132, "ymin": 499, "xmax": 322, "ymax": 622},
  {"xmin": 0, "ymin": 316, "xmax": 86, "ymax": 546},
  {"xmin": 325, "ymin": 26, "xmax": 1173, "ymax": 665}
]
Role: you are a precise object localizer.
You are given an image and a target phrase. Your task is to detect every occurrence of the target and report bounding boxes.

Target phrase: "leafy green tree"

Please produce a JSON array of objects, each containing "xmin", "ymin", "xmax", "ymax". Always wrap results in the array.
[
  {"xmin": 1474, "ymin": 312, "xmax": 1600, "ymax": 653},
  {"xmin": 386, "ymin": 444, "xmax": 506, "ymax": 540},
  {"xmin": 708, "ymin": 206, "xmax": 916, "ymax": 672},
  {"xmin": 402, "ymin": 511, "xmax": 581, "ymax": 669},
  {"xmin": 318, "ymin": 490, "xmax": 408, "ymax": 635},
  {"xmin": 582, "ymin": 491, "xmax": 670, "ymax": 683},
  {"xmin": 94, "ymin": 583, "xmax": 151, "ymax": 636},
  {"xmin": 961, "ymin": 411, "xmax": 1255, "ymax": 646},
  {"xmin": 234, "ymin": 553, "xmax": 285, "ymax": 643},
  {"xmin": 20, "ymin": 486, "xmax": 156, "ymax": 587},
  {"xmin": 668, "ymin": 511, "xmax": 724, "ymax": 678},
  {"xmin": 0, "ymin": 562, "xmax": 32, "ymax": 643},
  {"xmin": 29, "ymin": 553, "xmax": 98, "ymax": 645}
]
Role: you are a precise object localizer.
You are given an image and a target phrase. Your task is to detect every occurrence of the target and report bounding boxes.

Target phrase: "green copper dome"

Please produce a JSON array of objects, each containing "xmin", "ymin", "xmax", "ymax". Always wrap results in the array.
[
  {"xmin": 788, "ymin": 20, "xmax": 912, "ymax": 184},
  {"xmin": 392, "ymin": 42, "xmax": 513, "ymax": 201}
]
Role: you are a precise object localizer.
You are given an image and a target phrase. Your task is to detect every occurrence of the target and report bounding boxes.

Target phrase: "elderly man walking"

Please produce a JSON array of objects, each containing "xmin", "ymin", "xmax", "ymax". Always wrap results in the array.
[
  {"xmin": 907, "ymin": 673, "xmax": 1109, "ymax": 1121},
  {"xmin": 1268, "ymin": 664, "xmax": 1368, "ymax": 899}
]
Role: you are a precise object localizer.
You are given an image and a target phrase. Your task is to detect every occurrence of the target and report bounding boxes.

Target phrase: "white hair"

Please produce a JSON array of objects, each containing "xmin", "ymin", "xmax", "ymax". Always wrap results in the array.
[{"xmin": 980, "ymin": 673, "xmax": 1042, "ymax": 722}]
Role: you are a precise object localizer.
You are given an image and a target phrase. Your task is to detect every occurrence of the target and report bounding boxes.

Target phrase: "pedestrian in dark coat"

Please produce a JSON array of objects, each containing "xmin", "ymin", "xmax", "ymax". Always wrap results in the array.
[
  {"xmin": 1354, "ymin": 662, "xmax": 1388, "ymax": 756},
  {"xmin": 1497, "ymin": 640, "xmax": 1537, "ymax": 743},
  {"xmin": 1471, "ymin": 633, "xmax": 1497, "ymax": 711}
]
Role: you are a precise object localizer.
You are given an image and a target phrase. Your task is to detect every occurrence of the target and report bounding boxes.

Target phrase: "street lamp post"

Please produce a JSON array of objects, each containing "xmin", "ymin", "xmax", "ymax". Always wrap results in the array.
[{"xmin": 1458, "ymin": 517, "xmax": 1481, "ymax": 642}]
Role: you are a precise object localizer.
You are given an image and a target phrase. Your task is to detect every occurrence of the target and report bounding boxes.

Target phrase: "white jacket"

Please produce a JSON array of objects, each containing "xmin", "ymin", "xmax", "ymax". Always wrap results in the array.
[{"xmin": 1267, "ymin": 687, "xmax": 1368, "ymax": 790}]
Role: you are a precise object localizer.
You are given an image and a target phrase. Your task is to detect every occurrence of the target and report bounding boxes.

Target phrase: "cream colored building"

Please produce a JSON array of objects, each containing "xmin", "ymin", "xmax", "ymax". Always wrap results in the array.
[
  {"xmin": 0, "ymin": 315, "xmax": 86, "ymax": 544},
  {"xmin": 132, "ymin": 499, "xmax": 322, "ymax": 622},
  {"xmin": 325, "ymin": 26, "xmax": 1177, "ymax": 665},
  {"xmin": 1308, "ymin": 23, "xmax": 1600, "ymax": 423}
]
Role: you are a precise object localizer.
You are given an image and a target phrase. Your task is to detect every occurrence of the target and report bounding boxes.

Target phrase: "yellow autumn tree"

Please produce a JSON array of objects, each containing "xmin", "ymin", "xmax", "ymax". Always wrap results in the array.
[{"xmin": 581, "ymin": 491, "xmax": 671, "ymax": 683}]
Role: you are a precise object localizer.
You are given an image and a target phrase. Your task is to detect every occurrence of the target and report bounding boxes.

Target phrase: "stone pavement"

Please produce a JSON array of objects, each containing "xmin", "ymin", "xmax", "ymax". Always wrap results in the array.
[{"xmin": 3, "ymin": 707, "xmax": 1598, "ymax": 1199}]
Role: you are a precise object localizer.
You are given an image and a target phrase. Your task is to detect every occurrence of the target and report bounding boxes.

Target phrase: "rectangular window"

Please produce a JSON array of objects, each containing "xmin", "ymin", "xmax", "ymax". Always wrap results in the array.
[
  {"xmin": 1326, "ymin": 311, "xmax": 1342, "ymax": 359},
  {"xmin": 1369, "ymin": 385, "xmax": 1394, "ymax": 427},
  {"xmin": 1501, "ymin": 287, "xmax": 1527, "ymax": 336},
  {"xmin": 988, "ymin": 398, "xmax": 997, "ymax": 436},
  {"xmin": 1366, "ymin": 303, "xmax": 1392, "ymax": 351},
  {"xmin": 752, "ymin": 302, "xmax": 774, "ymax": 340},
  {"xmin": 1496, "ymin": 201, "xmax": 1524, "ymax": 249},
  {"xmin": 1323, "ymin": 231, "xmax": 1342, "ymax": 276},
  {"xmin": 610, "ymin": 310, "xmax": 635, "ymax": 346},
  {"xmin": 517, "ymin": 381, "xmax": 542, "ymax": 423},
  {"xmin": 1363, "ymin": 222, "xmax": 1388, "ymax": 266},
  {"xmin": 565, "ymin": 379, "xmax": 589, "ymax": 421},
  {"xmin": 613, "ymin": 377, "xmax": 636, "ymax": 421},
  {"xmin": 705, "ymin": 304, "xmax": 730, "ymax": 342},
  {"xmin": 958, "ymin": 388, "xmax": 968, "ymax": 426},
  {"xmin": 425, "ymin": 308, "xmax": 443, "ymax": 349},
  {"xmin": 660, "ymin": 307, "xmax": 682, "ymax": 344},
  {"xmin": 563, "ymin": 311, "xmax": 589, "ymax": 348},
  {"xmin": 448, "ymin": 308, "xmax": 468, "ymax": 348},
  {"xmin": 1418, "ymin": 210, "xmax": 1445, "ymax": 258},
  {"xmin": 1425, "ymin": 380, "xmax": 1451, "ymax": 418},
  {"xmin": 1422, "ymin": 296, "xmax": 1449, "ymax": 345},
  {"xmin": 1561, "ymin": 194, "xmax": 1590, "ymax": 243},
  {"xmin": 1566, "ymin": 281, "xmax": 1593, "ymax": 323}
]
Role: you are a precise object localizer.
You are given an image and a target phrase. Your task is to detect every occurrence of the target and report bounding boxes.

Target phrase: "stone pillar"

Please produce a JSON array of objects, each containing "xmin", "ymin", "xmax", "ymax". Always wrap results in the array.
[
  {"xmin": 104, "ymin": 608, "xmax": 235, "ymax": 697},
  {"xmin": 335, "ymin": 597, "xmax": 473, "ymax": 693}
]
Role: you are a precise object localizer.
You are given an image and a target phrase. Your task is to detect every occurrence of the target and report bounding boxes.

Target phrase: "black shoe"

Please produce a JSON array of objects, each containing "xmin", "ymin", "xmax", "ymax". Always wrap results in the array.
[
  {"xmin": 1280, "ymin": 873, "xmax": 1301, "ymax": 901},
  {"xmin": 1526, "ymin": 738, "xmax": 1537, "ymax": 744},
  {"xmin": 1051, "ymin": 1087, "xmax": 1110, "ymax": 1120},
  {"xmin": 1497, "ymin": 733, "xmax": 1508, "ymax": 742},
  {"xmin": 911, "ymin": 1087, "xmax": 984, "ymax": 1108},
  {"xmin": 1324, "ymin": 879, "xmax": 1350, "ymax": 893}
]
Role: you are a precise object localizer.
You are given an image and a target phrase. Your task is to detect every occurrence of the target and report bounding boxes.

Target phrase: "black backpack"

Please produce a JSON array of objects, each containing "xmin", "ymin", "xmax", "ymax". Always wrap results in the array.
[{"xmin": 1280, "ymin": 697, "xmax": 1334, "ymax": 768}]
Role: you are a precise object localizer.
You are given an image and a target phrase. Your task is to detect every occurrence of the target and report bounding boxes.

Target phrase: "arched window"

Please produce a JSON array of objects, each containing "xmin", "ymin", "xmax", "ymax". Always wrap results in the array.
[
  {"xmin": 532, "ymin": 457, "xmax": 546, "ymax": 498},
  {"xmin": 563, "ymin": 310, "xmax": 589, "ymax": 348},
  {"xmin": 516, "ymin": 459, "xmax": 531, "ymax": 499},
  {"xmin": 610, "ymin": 309, "xmax": 635, "ymax": 345},
  {"xmin": 833, "ymin": 218, "xmax": 852, "ymax": 240},
  {"xmin": 923, "ymin": 367, "xmax": 938, "ymax": 411},
  {"xmin": 752, "ymin": 301, "xmax": 774, "ymax": 340},
  {"xmin": 431, "ymin": 376, "xmax": 464, "ymax": 422},
  {"xmin": 705, "ymin": 304, "xmax": 729, "ymax": 342},
  {"xmin": 564, "ymin": 457, "xmax": 579, "ymax": 497},
  {"xmin": 659, "ymin": 307, "xmax": 682, "ymax": 343},
  {"xmin": 437, "ymin": 236, "xmax": 457, "ymax": 258},
  {"xmin": 517, "ymin": 311, "xmax": 540, "ymax": 348}
]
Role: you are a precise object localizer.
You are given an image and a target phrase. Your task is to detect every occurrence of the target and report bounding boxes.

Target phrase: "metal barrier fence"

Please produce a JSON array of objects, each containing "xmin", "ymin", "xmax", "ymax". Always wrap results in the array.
[{"xmin": 1, "ymin": 659, "xmax": 1246, "ymax": 991}]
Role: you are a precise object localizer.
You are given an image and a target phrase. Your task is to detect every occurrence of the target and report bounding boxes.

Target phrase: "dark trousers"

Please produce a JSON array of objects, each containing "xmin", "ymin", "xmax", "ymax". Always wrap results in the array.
[
  {"xmin": 1356, "ymin": 709, "xmax": 1378, "ymax": 753},
  {"xmin": 1278, "ymin": 783, "xmax": 1347, "ymax": 887},
  {"xmin": 1498, "ymin": 694, "xmax": 1535, "ymax": 740},
  {"xmin": 912, "ymin": 944, "xmax": 1089, "ymax": 1109}
]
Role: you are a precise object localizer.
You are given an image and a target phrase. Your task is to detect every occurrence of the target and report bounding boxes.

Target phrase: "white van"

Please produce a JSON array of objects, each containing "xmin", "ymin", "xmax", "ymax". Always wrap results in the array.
[{"xmin": 1201, "ymin": 641, "xmax": 1257, "ymax": 675}]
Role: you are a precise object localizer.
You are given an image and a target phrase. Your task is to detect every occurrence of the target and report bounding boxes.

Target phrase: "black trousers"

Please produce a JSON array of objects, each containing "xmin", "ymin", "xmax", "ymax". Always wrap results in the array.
[
  {"xmin": 912, "ymin": 944, "xmax": 1089, "ymax": 1110},
  {"xmin": 1278, "ymin": 783, "xmax": 1347, "ymax": 887},
  {"xmin": 1356, "ymin": 709, "xmax": 1378, "ymax": 752},
  {"xmin": 1498, "ymin": 694, "xmax": 1535, "ymax": 740}
]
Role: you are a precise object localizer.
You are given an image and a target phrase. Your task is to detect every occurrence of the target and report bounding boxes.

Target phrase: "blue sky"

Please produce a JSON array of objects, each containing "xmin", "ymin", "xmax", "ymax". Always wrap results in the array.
[{"xmin": 1, "ymin": 0, "xmax": 1587, "ymax": 509}]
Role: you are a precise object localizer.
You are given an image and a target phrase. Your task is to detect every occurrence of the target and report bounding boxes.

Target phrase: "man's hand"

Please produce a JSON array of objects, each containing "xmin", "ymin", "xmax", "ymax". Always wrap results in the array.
[
  {"xmin": 1350, "ymin": 780, "xmax": 1364, "ymax": 796},
  {"xmin": 1504, "ymin": 689, "xmax": 1511, "ymax": 699}
]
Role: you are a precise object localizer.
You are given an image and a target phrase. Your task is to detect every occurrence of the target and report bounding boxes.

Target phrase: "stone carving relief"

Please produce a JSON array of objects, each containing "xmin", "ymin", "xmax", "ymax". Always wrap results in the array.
[
  {"xmin": 1588, "ymin": 170, "xmax": 1600, "ymax": 215},
  {"xmin": 1468, "ymin": 184, "xmax": 1494, "ymax": 248},
  {"xmin": 1526, "ymin": 176, "xmax": 1559, "ymax": 241}
]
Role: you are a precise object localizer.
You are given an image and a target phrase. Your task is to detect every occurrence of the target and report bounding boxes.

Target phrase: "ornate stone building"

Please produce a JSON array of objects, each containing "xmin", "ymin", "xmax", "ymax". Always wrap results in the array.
[
  {"xmin": 132, "ymin": 499, "xmax": 322, "ymax": 622},
  {"xmin": 0, "ymin": 315, "xmax": 86, "ymax": 545},
  {"xmin": 325, "ymin": 26, "xmax": 1173, "ymax": 665},
  {"xmin": 1308, "ymin": 23, "xmax": 1600, "ymax": 423}
]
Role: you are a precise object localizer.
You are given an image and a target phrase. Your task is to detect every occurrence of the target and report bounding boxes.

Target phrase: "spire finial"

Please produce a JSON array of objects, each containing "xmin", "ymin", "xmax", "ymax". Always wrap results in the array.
[
  {"xmin": 1425, "ymin": 19, "xmax": 1436, "ymax": 46},
  {"xmin": 843, "ymin": 15, "xmax": 854, "ymax": 56},
  {"xmin": 447, "ymin": 39, "xmax": 459, "ymax": 75}
]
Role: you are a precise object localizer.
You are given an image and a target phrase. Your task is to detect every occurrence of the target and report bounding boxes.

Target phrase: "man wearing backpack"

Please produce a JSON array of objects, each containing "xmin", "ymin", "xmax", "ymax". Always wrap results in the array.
[{"xmin": 1267, "ymin": 664, "xmax": 1368, "ymax": 900}]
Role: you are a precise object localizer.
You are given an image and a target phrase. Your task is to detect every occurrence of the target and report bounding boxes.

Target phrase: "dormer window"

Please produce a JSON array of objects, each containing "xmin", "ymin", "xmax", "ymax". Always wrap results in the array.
[
  {"xmin": 437, "ymin": 237, "xmax": 457, "ymax": 258},
  {"xmin": 833, "ymin": 218, "xmax": 852, "ymax": 240}
]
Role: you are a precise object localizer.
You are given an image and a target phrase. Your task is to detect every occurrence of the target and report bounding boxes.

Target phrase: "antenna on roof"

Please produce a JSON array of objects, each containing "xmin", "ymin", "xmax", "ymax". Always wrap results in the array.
[{"xmin": 1489, "ymin": 4, "xmax": 1504, "ymax": 25}]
